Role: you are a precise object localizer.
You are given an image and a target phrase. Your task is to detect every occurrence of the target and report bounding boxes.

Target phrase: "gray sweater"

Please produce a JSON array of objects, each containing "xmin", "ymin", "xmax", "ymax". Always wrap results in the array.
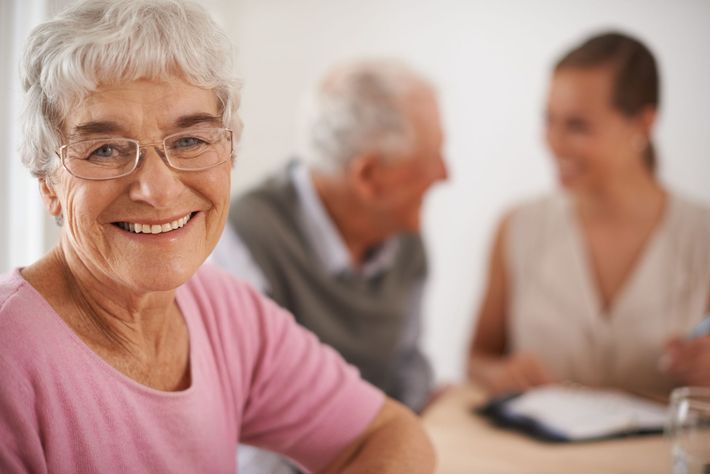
[{"xmin": 229, "ymin": 164, "xmax": 433, "ymax": 411}]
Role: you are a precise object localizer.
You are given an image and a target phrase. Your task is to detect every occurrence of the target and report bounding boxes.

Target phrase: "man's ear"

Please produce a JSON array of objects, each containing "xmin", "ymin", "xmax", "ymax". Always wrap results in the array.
[
  {"xmin": 38, "ymin": 177, "xmax": 62, "ymax": 218},
  {"xmin": 347, "ymin": 152, "xmax": 382, "ymax": 201}
]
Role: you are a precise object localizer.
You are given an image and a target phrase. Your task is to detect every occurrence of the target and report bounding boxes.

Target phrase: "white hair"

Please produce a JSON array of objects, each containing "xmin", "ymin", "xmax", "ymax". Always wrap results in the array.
[
  {"xmin": 20, "ymin": 0, "xmax": 242, "ymax": 178},
  {"xmin": 299, "ymin": 59, "xmax": 433, "ymax": 175}
]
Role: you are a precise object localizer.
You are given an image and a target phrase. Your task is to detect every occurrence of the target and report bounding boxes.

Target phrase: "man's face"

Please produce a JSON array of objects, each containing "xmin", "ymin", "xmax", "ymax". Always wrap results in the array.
[{"xmin": 370, "ymin": 87, "xmax": 448, "ymax": 234}]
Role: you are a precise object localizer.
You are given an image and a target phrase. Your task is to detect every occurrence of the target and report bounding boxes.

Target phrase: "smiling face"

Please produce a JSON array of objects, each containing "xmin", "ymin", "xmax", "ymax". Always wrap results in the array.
[
  {"xmin": 544, "ymin": 67, "xmax": 649, "ymax": 192},
  {"xmin": 42, "ymin": 77, "xmax": 232, "ymax": 294}
]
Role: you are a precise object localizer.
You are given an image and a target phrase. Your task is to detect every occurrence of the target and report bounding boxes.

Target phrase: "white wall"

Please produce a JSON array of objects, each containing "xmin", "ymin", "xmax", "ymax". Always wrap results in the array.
[
  {"xmin": 3, "ymin": 0, "xmax": 709, "ymax": 384},
  {"xmin": 1, "ymin": 0, "xmax": 75, "ymax": 273},
  {"xmin": 216, "ymin": 0, "xmax": 710, "ymax": 383}
]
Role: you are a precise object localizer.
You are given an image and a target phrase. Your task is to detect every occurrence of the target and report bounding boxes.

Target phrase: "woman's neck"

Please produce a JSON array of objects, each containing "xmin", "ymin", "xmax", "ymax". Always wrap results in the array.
[
  {"xmin": 23, "ymin": 244, "xmax": 191, "ymax": 391},
  {"xmin": 573, "ymin": 169, "xmax": 665, "ymax": 223},
  {"xmin": 22, "ymin": 245, "xmax": 179, "ymax": 355}
]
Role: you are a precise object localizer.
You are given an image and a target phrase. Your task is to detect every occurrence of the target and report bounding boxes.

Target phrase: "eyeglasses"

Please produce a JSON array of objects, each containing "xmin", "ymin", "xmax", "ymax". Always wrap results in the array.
[{"xmin": 57, "ymin": 127, "xmax": 233, "ymax": 180}]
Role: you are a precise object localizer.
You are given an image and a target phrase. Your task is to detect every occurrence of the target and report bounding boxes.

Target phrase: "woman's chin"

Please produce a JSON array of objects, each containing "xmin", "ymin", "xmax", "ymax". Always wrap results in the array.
[
  {"xmin": 557, "ymin": 171, "xmax": 584, "ymax": 191},
  {"xmin": 114, "ymin": 259, "xmax": 201, "ymax": 294}
]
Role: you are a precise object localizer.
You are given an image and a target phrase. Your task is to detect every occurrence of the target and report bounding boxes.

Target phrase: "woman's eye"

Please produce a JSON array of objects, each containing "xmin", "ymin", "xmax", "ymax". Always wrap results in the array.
[
  {"xmin": 90, "ymin": 144, "xmax": 116, "ymax": 159},
  {"xmin": 175, "ymin": 137, "xmax": 204, "ymax": 148},
  {"xmin": 83, "ymin": 141, "xmax": 134, "ymax": 162},
  {"xmin": 566, "ymin": 118, "xmax": 590, "ymax": 133}
]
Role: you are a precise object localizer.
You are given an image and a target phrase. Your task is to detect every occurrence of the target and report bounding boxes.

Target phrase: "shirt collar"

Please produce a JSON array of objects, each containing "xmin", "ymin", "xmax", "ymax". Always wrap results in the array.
[{"xmin": 290, "ymin": 161, "xmax": 399, "ymax": 278}]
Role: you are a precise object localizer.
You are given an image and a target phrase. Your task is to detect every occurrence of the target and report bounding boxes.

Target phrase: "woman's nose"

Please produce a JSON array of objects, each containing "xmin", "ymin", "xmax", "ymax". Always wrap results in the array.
[{"xmin": 127, "ymin": 146, "xmax": 184, "ymax": 207}]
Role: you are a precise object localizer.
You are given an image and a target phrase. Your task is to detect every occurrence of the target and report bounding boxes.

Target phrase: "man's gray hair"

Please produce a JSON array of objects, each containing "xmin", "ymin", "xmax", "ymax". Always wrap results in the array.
[
  {"xmin": 300, "ymin": 59, "xmax": 433, "ymax": 175},
  {"xmin": 20, "ymin": 0, "xmax": 242, "ymax": 178}
]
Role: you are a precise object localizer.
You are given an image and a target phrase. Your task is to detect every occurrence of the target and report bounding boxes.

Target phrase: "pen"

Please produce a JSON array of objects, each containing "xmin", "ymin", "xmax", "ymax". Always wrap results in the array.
[
  {"xmin": 686, "ymin": 315, "xmax": 710, "ymax": 340},
  {"xmin": 658, "ymin": 314, "xmax": 710, "ymax": 372}
]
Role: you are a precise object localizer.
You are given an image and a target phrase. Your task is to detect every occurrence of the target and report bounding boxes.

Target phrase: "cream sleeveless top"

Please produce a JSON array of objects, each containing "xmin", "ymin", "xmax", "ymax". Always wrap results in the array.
[{"xmin": 507, "ymin": 192, "xmax": 710, "ymax": 395}]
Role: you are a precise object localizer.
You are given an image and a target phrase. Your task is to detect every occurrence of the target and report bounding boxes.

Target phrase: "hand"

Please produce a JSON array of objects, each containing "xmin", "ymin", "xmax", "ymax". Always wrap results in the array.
[
  {"xmin": 662, "ymin": 335, "xmax": 710, "ymax": 386},
  {"xmin": 469, "ymin": 352, "xmax": 557, "ymax": 397}
]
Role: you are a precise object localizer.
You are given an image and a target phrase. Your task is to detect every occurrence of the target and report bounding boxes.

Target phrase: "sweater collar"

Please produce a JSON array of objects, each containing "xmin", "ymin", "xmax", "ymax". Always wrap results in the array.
[{"xmin": 290, "ymin": 161, "xmax": 399, "ymax": 278}]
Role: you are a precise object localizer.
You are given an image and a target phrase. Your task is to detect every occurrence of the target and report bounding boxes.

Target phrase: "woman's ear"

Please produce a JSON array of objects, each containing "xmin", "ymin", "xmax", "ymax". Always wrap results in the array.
[
  {"xmin": 38, "ymin": 177, "xmax": 62, "ymax": 218},
  {"xmin": 628, "ymin": 106, "xmax": 657, "ymax": 155},
  {"xmin": 638, "ymin": 105, "xmax": 657, "ymax": 137}
]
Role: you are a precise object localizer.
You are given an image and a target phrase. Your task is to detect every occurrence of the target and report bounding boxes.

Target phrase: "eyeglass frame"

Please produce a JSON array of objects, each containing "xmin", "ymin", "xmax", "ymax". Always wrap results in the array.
[{"xmin": 55, "ymin": 127, "xmax": 234, "ymax": 181}]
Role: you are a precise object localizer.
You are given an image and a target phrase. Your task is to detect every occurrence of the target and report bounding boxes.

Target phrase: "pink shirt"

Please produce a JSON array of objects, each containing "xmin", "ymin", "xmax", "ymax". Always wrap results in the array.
[{"xmin": 0, "ymin": 265, "xmax": 384, "ymax": 473}]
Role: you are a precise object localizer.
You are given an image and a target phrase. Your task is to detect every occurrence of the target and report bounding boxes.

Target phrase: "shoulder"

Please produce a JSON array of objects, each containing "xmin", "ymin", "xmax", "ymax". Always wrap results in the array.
[
  {"xmin": 0, "ymin": 269, "xmax": 50, "ymax": 339},
  {"xmin": 507, "ymin": 193, "xmax": 564, "ymax": 225},
  {"xmin": 669, "ymin": 192, "xmax": 710, "ymax": 232},
  {"xmin": 497, "ymin": 193, "xmax": 569, "ymax": 269},
  {"xmin": 397, "ymin": 232, "xmax": 425, "ymax": 255},
  {"xmin": 229, "ymin": 175, "xmax": 301, "ymax": 244},
  {"xmin": 0, "ymin": 270, "xmax": 25, "ymax": 314},
  {"xmin": 394, "ymin": 233, "xmax": 428, "ymax": 276},
  {"xmin": 181, "ymin": 264, "xmax": 274, "ymax": 321},
  {"xmin": 664, "ymin": 192, "xmax": 710, "ymax": 264},
  {"xmin": 231, "ymin": 167, "xmax": 297, "ymax": 219},
  {"xmin": 0, "ymin": 270, "xmax": 65, "ymax": 388},
  {"xmin": 0, "ymin": 271, "xmax": 37, "ymax": 360},
  {"xmin": 497, "ymin": 192, "xmax": 562, "ymax": 240},
  {"xmin": 179, "ymin": 264, "xmax": 295, "ymax": 350}
]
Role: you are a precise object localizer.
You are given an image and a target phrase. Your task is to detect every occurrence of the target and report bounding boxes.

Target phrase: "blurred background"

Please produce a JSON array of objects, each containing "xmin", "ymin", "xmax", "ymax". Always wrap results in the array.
[{"xmin": 2, "ymin": 0, "xmax": 709, "ymax": 383}]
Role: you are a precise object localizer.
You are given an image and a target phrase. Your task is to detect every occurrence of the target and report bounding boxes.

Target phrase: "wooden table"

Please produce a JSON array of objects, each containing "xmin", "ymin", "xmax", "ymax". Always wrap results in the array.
[{"xmin": 422, "ymin": 385, "xmax": 672, "ymax": 474}]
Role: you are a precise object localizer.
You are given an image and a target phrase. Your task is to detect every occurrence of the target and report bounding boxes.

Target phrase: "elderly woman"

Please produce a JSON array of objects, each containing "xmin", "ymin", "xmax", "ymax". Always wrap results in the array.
[{"xmin": 0, "ymin": 1, "xmax": 435, "ymax": 473}]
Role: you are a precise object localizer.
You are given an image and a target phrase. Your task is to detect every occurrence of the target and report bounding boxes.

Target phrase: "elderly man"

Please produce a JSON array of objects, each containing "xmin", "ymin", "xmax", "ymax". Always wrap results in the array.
[
  {"xmin": 213, "ymin": 59, "xmax": 446, "ymax": 474},
  {"xmin": 214, "ymin": 59, "xmax": 447, "ymax": 411}
]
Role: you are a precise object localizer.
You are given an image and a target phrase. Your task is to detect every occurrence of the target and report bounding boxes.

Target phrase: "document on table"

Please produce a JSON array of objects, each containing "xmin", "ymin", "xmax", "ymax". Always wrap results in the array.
[{"xmin": 477, "ymin": 384, "xmax": 668, "ymax": 442}]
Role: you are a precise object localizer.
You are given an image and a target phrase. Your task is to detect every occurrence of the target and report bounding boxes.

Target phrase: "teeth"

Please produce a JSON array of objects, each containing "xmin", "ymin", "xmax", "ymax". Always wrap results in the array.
[{"xmin": 116, "ymin": 212, "xmax": 192, "ymax": 235}]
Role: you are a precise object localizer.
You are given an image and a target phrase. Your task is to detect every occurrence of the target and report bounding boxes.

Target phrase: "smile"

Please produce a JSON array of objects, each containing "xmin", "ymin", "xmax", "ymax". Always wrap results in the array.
[{"xmin": 114, "ymin": 212, "xmax": 194, "ymax": 234}]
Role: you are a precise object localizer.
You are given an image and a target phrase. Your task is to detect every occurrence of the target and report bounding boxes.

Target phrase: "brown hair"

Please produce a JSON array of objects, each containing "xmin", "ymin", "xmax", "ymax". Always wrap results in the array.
[{"xmin": 555, "ymin": 32, "xmax": 660, "ymax": 172}]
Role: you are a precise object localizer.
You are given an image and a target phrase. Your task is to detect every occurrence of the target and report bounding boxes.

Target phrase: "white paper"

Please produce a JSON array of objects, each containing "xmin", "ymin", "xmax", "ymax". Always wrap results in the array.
[{"xmin": 504, "ymin": 385, "xmax": 668, "ymax": 440}]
